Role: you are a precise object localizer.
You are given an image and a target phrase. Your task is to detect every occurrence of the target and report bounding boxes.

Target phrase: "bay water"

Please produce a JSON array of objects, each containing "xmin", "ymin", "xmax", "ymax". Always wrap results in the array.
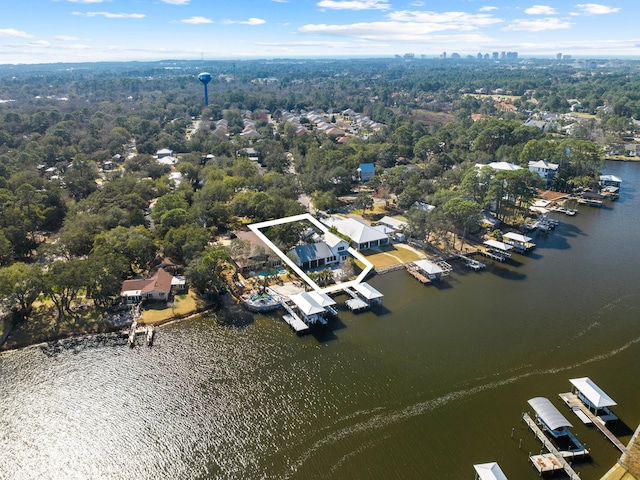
[{"xmin": 1, "ymin": 161, "xmax": 639, "ymax": 480}]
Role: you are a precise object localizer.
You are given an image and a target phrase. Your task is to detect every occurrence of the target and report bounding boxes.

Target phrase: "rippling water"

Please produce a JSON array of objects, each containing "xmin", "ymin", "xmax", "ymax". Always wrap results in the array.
[{"xmin": 2, "ymin": 161, "xmax": 640, "ymax": 480}]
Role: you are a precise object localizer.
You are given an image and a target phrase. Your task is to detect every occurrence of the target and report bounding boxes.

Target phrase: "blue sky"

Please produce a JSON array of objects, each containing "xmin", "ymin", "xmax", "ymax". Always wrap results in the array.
[{"xmin": 0, "ymin": 0, "xmax": 637, "ymax": 64}]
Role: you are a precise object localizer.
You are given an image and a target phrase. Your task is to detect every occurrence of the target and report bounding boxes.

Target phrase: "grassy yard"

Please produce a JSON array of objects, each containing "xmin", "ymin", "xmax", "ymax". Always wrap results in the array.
[
  {"xmin": 140, "ymin": 290, "xmax": 204, "ymax": 324},
  {"xmin": 363, "ymin": 244, "xmax": 424, "ymax": 269}
]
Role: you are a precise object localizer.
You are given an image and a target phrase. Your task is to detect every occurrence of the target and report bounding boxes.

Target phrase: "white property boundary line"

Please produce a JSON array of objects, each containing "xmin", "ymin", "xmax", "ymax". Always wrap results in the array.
[{"xmin": 248, "ymin": 213, "xmax": 374, "ymax": 295}]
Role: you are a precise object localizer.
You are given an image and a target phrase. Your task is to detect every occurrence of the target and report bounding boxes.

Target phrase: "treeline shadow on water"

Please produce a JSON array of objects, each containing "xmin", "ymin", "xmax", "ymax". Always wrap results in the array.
[
  {"xmin": 217, "ymin": 301, "xmax": 255, "ymax": 328},
  {"xmin": 535, "ymin": 223, "xmax": 586, "ymax": 251},
  {"xmin": 486, "ymin": 264, "xmax": 527, "ymax": 281}
]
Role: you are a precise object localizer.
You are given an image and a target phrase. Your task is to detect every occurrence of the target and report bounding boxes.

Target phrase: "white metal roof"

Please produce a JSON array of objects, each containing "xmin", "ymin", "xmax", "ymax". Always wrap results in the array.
[
  {"xmin": 323, "ymin": 217, "xmax": 388, "ymax": 245},
  {"xmin": 477, "ymin": 161, "xmax": 522, "ymax": 172},
  {"xmin": 413, "ymin": 259, "xmax": 444, "ymax": 275},
  {"xmin": 473, "ymin": 462, "xmax": 508, "ymax": 480},
  {"xmin": 529, "ymin": 160, "xmax": 559, "ymax": 170},
  {"xmin": 528, "ymin": 397, "xmax": 573, "ymax": 431},
  {"xmin": 379, "ymin": 216, "xmax": 408, "ymax": 230},
  {"xmin": 353, "ymin": 282, "xmax": 383, "ymax": 300},
  {"xmin": 503, "ymin": 232, "xmax": 533, "ymax": 243},
  {"xmin": 569, "ymin": 377, "xmax": 617, "ymax": 408},
  {"xmin": 289, "ymin": 292, "xmax": 325, "ymax": 316},
  {"xmin": 307, "ymin": 291, "xmax": 336, "ymax": 308},
  {"xmin": 483, "ymin": 240, "xmax": 514, "ymax": 251},
  {"xmin": 600, "ymin": 174, "xmax": 622, "ymax": 183}
]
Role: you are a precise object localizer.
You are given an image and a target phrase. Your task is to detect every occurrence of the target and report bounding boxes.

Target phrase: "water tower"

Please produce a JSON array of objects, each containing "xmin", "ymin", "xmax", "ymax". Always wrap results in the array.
[{"xmin": 198, "ymin": 72, "xmax": 212, "ymax": 106}]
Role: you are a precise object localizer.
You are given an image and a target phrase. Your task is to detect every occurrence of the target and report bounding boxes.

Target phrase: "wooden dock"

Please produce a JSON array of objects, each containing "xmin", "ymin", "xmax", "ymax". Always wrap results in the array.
[
  {"xmin": 522, "ymin": 412, "xmax": 583, "ymax": 480},
  {"xmin": 559, "ymin": 392, "xmax": 628, "ymax": 454},
  {"xmin": 344, "ymin": 287, "xmax": 370, "ymax": 312},
  {"xmin": 281, "ymin": 301, "xmax": 310, "ymax": 334},
  {"xmin": 406, "ymin": 266, "xmax": 430, "ymax": 284}
]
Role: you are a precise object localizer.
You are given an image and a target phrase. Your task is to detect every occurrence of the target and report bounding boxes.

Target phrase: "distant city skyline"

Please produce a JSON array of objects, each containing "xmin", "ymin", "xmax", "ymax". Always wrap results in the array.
[{"xmin": 0, "ymin": 0, "xmax": 637, "ymax": 64}]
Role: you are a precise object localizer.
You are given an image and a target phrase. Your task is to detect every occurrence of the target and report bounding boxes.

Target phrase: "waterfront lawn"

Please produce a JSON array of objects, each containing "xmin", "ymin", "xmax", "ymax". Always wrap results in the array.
[
  {"xmin": 140, "ymin": 290, "xmax": 203, "ymax": 324},
  {"xmin": 363, "ymin": 244, "xmax": 423, "ymax": 269}
]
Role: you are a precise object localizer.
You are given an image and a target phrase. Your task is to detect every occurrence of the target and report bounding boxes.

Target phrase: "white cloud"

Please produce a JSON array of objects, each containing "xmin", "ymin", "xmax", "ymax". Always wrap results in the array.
[
  {"xmin": 272, "ymin": 0, "xmax": 289, "ymax": 2},
  {"xmin": 388, "ymin": 11, "xmax": 503, "ymax": 29},
  {"xmin": 161, "ymin": 0, "xmax": 190, "ymax": 4},
  {"xmin": 479, "ymin": 6, "xmax": 498, "ymax": 12},
  {"xmin": 180, "ymin": 16, "xmax": 212, "ymax": 24},
  {"xmin": 225, "ymin": 18, "xmax": 266, "ymax": 25},
  {"xmin": 240, "ymin": 18, "xmax": 266, "ymax": 25},
  {"xmin": 300, "ymin": 20, "xmax": 495, "ymax": 42},
  {"xmin": 0, "ymin": 28, "xmax": 34, "ymax": 38},
  {"xmin": 503, "ymin": 17, "xmax": 571, "ymax": 31},
  {"xmin": 525, "ymin": 5, "xmax": 558, "ymax": 15},
  {"xmin": 65, "ymin": 0, "xmax": 110, "ymax": 3},
  {"xmin": 575, "ymin": 3, "xmax": 621, "ymax": 14},
  {"xmin": 316, "ymin": 0, "xmax": 391, "ymax": 11},
  {"xmin": 55, "ymin": 35, "xmax": 81, "ymax": 41},
  {"xmin": 71, "ymin": 11, "xmax": 145, "ymax": 18}
]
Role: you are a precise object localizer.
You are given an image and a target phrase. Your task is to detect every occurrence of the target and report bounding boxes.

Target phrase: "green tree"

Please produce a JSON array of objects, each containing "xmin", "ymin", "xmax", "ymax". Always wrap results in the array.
[
  {"xmin": 354, "ymin": 192, "xmax": 374, "ymax": 215},
  {"xmin": 185, "ymin": 248, "xmax": 231, "ymax": 301},
  {"xmin": 0, "ymin": 262, "xmax": 43, "ymax": 321},
  {"xmin": 442, "ymin": 197, "xmax": 481, "ymax": 251},
  {"xmin": 44, "ymin": 259, "xmax": 87, "ymax": 328},
  {"xmin": 92, "ymin": 226, "xmax": 157, "ymax": 274}
]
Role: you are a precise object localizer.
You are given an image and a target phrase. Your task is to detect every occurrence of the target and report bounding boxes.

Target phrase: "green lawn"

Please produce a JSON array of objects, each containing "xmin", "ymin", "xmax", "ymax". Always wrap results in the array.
[
  {"xmin": 140, "ymin": 290, "xmax": 204, "ymax": 324},
  {"xmin": 363, "ymin": 244, "xmax": 423, "ymax": 269}
]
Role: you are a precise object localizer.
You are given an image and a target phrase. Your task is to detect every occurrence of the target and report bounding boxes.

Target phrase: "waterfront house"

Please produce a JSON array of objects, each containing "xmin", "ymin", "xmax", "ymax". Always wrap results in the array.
[
  {"xmin": 529, "ymin": 160, "xmax": 559, "ymax": 184},
  {"xmin": 120, "ymin": 268, "xmax": 185, "ymax": 305},
  {"xmin": 476, "ymin": 161, "xmax": 522, "ymax": 172},
  {"xmin": 322, "ymin": 217, "xmax": 389, "ymax": 251},
  {"xmin": 231, "ymin": 230, "xmax": 282, "ymax": 275},
  {"xmin": 324, "ymin": 231, "xmax": 350, "ymax": 262},
  {"xmin": 288, "ymin": 242, "xmax": 338, "ymax": 271}
]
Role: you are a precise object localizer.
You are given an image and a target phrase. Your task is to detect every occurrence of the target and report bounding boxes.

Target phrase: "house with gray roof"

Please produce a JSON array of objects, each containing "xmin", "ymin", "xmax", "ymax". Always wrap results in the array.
[{"xmin": 288, "ymin": 242, "xmax": 338, "ymax": 270}]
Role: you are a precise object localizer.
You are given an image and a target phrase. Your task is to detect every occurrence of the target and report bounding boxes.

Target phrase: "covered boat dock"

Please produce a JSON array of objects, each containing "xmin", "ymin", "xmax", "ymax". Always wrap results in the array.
[
  {"xmin": 502, "ymin": 232, "xmax": 536, "ymax": 252},
  {"xmin": 482, "ymin": 240, "xmax": 513, "ymax": 261},
  {"xmin": 559, "ymin": 377, "xmax": 627, "ymax": 453},
  {"xmin": 473, "ymin": 462, "xmax": 508, "ymax": 480},
  {"xmin": 527, "ymin": 397, "xmax": 588, "ymax": 456},
  {"xmin": 570, "ymin": 377, "xmax": 617, "ymax": 420},
  {"xmin": 352, "ymin": 282, "xmax": 383, "ymax": 305},
  {"xmin": 408, "ymin": 259, "xmax": 445, "ymax": 283},
  {"xmin": 287, "ymin": 292, "xmax": 331, "ymax": 325}
]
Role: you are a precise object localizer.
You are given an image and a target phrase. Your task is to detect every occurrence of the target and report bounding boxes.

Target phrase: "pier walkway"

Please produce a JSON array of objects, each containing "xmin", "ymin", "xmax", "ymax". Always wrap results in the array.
[
  {"xmin": 281, "ymin": 301, "xmax": 310, "ymax": 333},
  {"xmin": 559, "ymin": 392, "xmax": 628, "ymax": 454},
  {"xmin": 522, "ymin": 412, "xmax": 582, "ymax": 480}
]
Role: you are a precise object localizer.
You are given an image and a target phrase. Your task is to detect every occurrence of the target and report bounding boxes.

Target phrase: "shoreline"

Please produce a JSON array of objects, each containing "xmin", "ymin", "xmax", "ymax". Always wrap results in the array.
[{"xmin": 0, "ymin": 303, "xmax": 219, "ymax": 353}]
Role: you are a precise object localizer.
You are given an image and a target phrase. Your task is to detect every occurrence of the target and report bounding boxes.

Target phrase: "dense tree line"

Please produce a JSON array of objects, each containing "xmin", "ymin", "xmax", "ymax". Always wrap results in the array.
[{"xmin": 0, "ymin": 57, "xmax": 623, "ymax": 338}]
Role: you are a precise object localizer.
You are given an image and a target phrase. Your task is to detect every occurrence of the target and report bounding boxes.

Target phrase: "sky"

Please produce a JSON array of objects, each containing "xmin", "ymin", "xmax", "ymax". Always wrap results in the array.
[{"xmin": 0, "ymin": 0, "xmax": 638, "ymax": 64}]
